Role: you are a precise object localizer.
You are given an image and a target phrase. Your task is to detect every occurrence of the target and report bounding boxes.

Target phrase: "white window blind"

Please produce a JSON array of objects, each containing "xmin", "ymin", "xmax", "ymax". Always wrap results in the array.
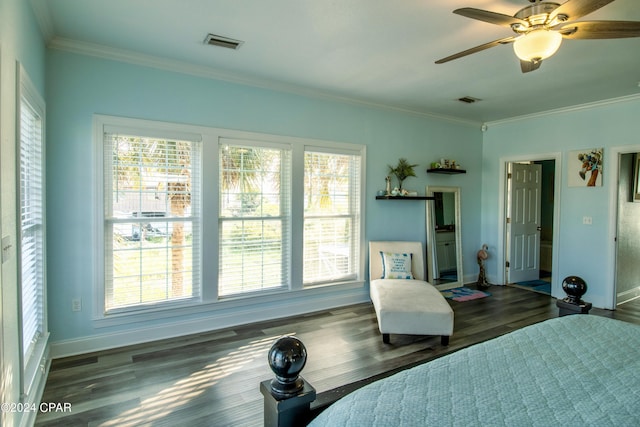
[
  {"xmin": 303, "ymin": 150, "xmax": 361, "ymax": 285},
  {"xmin": 19, "ymin": 98, "xmax": 45, "ymax": 363},
  {"xmin": 218, "ymin": 141, "xmax": 291, "ymax": 296},
  {"xmin": 104, "ymin": 132, "xmax": 201, "ymax": 312},
  {"xmin": 18, "ymin": 65, "xmax": 48, "ymax": 399}
]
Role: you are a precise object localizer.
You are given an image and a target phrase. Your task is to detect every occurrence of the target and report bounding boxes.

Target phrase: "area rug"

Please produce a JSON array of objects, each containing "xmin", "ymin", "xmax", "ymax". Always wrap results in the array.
[
  {"xmin": 440, "ymin": 287, "xmax": 490, "ymax": 302},
  {"xmin": 514, "ymin": 280, "xmax": 551, "ymax": 294}
]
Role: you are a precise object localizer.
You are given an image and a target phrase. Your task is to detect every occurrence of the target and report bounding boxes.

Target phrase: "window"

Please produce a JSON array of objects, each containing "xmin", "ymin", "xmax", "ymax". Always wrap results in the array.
[
  {"xmin": 218, "ymin": 140, "xmax": 291, "ymax": 296},
  {"xmin": 18, "ymin": 64, "xmax": 48, "ymax": 396},
  {"xmin": 102, "ymin": 128, "xmax": 201, "ymax": 312},
  {"xmin": 97, "ymin": 116, "xmax": 364, "ymax": 319},
  {"xmin": 303, "ymin": 149, "xmax": 361, "ymax": 285}
]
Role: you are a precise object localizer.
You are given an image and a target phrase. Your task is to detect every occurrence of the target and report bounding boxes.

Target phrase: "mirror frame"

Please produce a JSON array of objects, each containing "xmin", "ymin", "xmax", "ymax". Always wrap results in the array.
[{"xmin": 425, "ymin": 185, "xmax": 463, "ymax": 290}]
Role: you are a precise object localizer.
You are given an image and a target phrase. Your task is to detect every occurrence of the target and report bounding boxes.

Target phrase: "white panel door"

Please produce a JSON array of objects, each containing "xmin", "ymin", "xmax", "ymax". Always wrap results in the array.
[{"xmin": 509, "ymin": 163, "xmax": 542, "ymax": 283}]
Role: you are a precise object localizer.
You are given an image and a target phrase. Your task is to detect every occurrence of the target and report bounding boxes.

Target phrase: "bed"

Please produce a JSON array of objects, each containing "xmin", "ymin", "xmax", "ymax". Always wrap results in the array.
[{"xmin": 308, "ymin": 315, "xmax": 640, "ymax": 426}]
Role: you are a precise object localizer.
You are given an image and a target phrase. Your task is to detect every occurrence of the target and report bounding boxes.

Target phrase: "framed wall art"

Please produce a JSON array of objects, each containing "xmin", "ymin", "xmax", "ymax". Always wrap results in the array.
[{"xmin": 568, "ymin": 148, "xmax": 603, "ymax": 187}]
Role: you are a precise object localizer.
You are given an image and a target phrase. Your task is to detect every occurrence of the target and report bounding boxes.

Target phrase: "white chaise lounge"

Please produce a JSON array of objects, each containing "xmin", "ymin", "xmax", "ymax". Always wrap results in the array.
[{"xmin": 369, "ymin": 241, "xmax": 454, "ymax": 345}]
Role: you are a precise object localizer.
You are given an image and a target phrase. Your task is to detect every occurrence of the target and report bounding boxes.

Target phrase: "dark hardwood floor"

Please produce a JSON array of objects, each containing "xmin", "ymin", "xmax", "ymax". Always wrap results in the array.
[{"xmin": 36, "ymin": 286, "xmax": 640, "ymax": 427}]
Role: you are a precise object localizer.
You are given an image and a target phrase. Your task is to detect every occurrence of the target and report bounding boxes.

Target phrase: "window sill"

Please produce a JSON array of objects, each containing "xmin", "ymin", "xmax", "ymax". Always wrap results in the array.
[{"xmin": 93, "ymin": 281, "xmax": 365, "ymax": 328}]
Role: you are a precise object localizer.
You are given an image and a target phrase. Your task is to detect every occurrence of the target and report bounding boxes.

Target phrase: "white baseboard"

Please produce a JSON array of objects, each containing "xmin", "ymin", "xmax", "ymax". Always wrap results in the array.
[
  {"xmin": 617, "ymin": 286, "xmax": 640, "ymax": 305},
  {"xmin": 50, "ymin": 289, "xmax": 369, "ymax": 358}
]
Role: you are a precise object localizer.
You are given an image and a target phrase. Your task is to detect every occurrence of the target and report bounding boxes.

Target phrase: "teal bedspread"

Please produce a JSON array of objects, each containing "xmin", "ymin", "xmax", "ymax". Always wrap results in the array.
[{"xmin": 308, "ymin": 315, "xmax": 639, "ymax": 426}]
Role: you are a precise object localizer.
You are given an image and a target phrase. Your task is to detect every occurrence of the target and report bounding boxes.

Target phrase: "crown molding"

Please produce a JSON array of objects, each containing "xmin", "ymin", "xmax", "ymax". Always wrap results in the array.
[
  {"xmin": 30, "ymin": 0, "xmax": 55, "ymax": 42},
  {"xmin": 485, "ymin": 93, "xmax": 640, "ymax": 128},
  {"xmin": 48, "ymin": 37, "xmax": 481, "ymax": 128}
]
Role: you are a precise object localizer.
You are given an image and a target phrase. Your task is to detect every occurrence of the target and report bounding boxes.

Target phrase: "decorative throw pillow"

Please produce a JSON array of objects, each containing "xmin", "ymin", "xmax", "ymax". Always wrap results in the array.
[{"xmin": 380, "ymin": 251, "xmax": 413, "ymax": 279}]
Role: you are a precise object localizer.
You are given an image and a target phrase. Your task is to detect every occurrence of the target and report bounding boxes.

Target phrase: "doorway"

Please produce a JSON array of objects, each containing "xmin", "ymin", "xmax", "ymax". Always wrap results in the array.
[
  {"xmin": 615, "ymin": 153, "xmax": 640, "ymax": 306},
  {"xmin": 504, "ymin": 159, "xmax": 556, "ymax": 295}
]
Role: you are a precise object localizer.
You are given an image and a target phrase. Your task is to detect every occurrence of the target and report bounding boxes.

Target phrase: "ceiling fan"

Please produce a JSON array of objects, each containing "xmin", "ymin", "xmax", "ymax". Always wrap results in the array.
[{"xmin": 435, "ymin": 0, "xmax": 640, "ymax": 73}]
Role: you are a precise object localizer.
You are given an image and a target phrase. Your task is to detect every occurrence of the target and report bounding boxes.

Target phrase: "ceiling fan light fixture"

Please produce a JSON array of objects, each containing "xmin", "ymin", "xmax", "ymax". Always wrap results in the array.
[{"xmin": 513, "ymin": 29, "xmax": 562, "ymax": 61}]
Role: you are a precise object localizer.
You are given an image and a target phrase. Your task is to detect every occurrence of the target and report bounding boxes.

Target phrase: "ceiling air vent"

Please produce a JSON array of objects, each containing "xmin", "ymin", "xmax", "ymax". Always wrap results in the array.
[
  {"xmin": 458, "ymin": 96, "xmax": 481, "ymax": 104},
  {"xmin": 204, "ymin": 33, "xmax": 243, "ymax": 50}
]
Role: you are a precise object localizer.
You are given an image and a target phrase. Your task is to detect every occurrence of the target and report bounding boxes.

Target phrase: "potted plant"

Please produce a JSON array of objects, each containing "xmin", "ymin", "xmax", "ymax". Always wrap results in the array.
[{"xmin": 388, "ymin": 158, "xmax": 418, "ymax": 190}]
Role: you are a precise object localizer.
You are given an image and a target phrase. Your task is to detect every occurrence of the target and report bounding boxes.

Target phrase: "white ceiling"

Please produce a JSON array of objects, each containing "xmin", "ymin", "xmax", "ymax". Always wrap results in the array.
[{"xmin": 32, "ymin": 0, "xmax": 640, "ymax": 124}]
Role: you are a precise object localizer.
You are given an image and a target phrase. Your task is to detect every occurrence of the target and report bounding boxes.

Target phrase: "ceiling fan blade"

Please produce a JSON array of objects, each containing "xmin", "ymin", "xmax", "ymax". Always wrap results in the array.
[
  {"xmin": 520, "ymin": 59, "xmax": 542, "ymax": 73},
  {"xmin": 454, "ymin": 8, "xmax": 528, "ymax": 29},
  {"xmin": 435, "ymin": 36, "xmax": 516, "ymax": 64},
  {"xmin": 555, "ymin": 20, "xmax": 640, "ymax": 39},
  {"xmin": 550, "ymin": 0, "xmax": 616, "ymax": 22}
]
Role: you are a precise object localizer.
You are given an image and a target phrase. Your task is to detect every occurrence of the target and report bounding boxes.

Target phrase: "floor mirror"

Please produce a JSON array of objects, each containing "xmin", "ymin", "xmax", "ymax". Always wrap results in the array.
[{"xmin": 425, "ymin": 186, "xmax": 463, "ymax": 290}]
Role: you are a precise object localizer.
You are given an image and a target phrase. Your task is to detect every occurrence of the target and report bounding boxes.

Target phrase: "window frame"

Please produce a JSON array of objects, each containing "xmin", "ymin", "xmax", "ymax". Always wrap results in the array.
[
  {"xmin": 94, "ymin": 116, "xmax": 366, "ymax": 325},
  {"xmin": 218, "ymin": 139, "xmax": 292, "ymax": 298},
  {"xmin": 302, "ymin": 147, "xmax": 363, "ymax": 286},
  {"xmin": 95, "ymin": 116, "xmax": 204, "ymax": 318},
  {"xmin": 16, "ymin": 62, "xmax": 48, "ymax": 398}
]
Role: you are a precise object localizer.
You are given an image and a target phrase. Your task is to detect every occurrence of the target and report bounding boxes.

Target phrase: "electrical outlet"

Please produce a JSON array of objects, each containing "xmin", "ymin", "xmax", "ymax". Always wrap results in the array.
[
  {"xmin": 72, "ymin": 298, "xmax": 82, "ymax": 312},
  {"xmin": 582, "ymin": 216, "xmax": 593, "ymax": 225}
]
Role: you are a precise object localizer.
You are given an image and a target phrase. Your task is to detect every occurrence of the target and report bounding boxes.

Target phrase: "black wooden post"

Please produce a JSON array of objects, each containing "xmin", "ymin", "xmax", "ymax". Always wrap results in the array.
[
  {"xmin": 260, "ymin": 378, "xmax": 316, "ymax": 427},
  {"xmin": 556, "ymin": 299, "xmax": 592, "ymax": 316},
  {"xmin": 556, "ymin": 275, "xmax": 592, "ymax": 316},
  {"xmin": 261, "ymin": 336, "xmax": 316, "ymax": 427}
]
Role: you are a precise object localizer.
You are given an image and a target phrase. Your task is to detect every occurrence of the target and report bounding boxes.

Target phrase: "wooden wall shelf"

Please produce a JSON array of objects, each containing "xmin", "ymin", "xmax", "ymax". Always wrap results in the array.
[
  {"xmin": 376, "ymin": 195, "xmax": 435, "ymax": 200},
  {"xmin": 426, "ymin": 168, "xmax": 466, "ymax": 174}
]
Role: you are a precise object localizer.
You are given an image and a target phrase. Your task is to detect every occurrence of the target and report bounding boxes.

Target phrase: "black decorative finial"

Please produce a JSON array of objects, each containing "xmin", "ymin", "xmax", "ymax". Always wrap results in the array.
[
  {"xmin": 268, "ymin": 336, "xmax": 307, "ymax": 398},
  {"xmin": 562, "ymin": 276, "xmax": 587, "ymax": 305}
]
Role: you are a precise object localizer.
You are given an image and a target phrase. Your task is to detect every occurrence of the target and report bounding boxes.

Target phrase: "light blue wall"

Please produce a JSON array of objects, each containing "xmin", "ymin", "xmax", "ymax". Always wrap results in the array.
[
  {"xmin": 45, "ymin": 50, "xmax": 482, "ymax": 350},
  {"xmin": 0, "ymin": 0, "xmax": 46, "ymax": 90},
  {"xmin": 481, "ymin": 98, "xmax": 640, "ymax": 308}
]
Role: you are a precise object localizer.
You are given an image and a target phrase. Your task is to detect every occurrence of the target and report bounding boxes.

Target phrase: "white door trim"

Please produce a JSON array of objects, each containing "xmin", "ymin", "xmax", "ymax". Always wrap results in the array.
[
  {"xmin": 607, "ymin": 144, "xmax": 640, "ymax": 309},
  {"xmin": 497, "ymin": 152, "xmax": 562, "ymax": 299}
]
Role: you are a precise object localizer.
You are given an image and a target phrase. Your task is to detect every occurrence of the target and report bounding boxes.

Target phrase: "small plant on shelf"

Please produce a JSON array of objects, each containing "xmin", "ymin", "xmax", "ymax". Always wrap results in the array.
[{"xmin": 388, "ymin": 158, "xmax": 418, "ymax": 190}]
